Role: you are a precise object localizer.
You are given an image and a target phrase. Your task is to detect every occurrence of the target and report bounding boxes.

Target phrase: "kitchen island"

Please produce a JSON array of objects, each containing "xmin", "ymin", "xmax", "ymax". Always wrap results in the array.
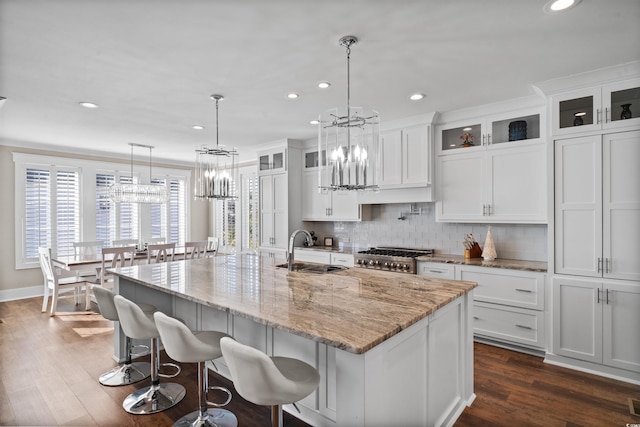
[{"xmin": 111, "ymin": 254, "xmax": 477, "ymax": 427}]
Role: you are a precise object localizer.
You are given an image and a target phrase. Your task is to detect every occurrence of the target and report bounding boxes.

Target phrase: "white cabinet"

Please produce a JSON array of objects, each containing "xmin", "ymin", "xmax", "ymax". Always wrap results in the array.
[
  {"xmin": 417, "ymin": 261, "xmax": 455, "ymax": 279},
  {"xmin": 554, "ymin": 131, "xmax": 640, "ymax": 281},
  {"xmin": 459, "ymin": 266, "xmax": 547, "ymax": 350},
  {"xmin": 301, "ymin": 170, "xmax": 365, "ymax": 221},
  {"xmin": 258, "ymin": 141, "xmax": 303, "ymax": 253},
  {"xmin": 435, "ymin": 107, "xmax": 547, "ymax": 223},
  {"xmin": 436, "ymin": 142, "xmax": 547, "ymax": 223},
  {"xmin": 379, "ymin": 124, "xmax": 430, "ymax": 188},
  {"xmin": 553, "ymin": 277, "xmax": 640, "ymax": 373},
  {"xmin": 551, "ymin": 79, "xmax": 640, "ymax": 136},
  {"xmin": 330, "ymin": 252, "xmax": 354, "ymax": 267},
  {"xmin": 292, "ymin": 249, "xmax": 355, "ymax": 267}
]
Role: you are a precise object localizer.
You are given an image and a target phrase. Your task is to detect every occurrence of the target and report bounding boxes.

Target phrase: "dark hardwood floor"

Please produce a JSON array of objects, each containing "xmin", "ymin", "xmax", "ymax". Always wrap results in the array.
[{"xmin": 1, "ymin": 296, "xmax": 638, "ymax": 426}]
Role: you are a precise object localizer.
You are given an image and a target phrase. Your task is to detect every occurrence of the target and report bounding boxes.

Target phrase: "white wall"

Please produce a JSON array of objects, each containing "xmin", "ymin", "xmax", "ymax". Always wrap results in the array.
[{"xmin": 305, "ymin": 202, "xmax": 547, "ymax": 262}]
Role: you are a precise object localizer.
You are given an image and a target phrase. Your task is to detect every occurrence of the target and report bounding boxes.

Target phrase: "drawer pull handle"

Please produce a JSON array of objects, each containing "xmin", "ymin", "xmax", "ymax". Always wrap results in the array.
[
  {"xmin": 515, "ymin": 288, "xmax": 533, "ymax": 293},
  {"xmin": 515, "ymin": 324, "xmax": 533, "ymax": 330},
  {"xmin": 429, "ymin": 270, "xmax": 444, "ymax": 274},
  {"xmin": 473, "ymin": 316, "xmax": 479, "ymax": 320}
]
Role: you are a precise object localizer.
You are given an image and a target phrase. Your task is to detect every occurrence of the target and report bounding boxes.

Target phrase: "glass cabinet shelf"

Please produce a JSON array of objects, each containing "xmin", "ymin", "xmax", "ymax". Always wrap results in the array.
[{"xmin": 442, "ymin": 123, "xmax": 482, "ymax": 151}]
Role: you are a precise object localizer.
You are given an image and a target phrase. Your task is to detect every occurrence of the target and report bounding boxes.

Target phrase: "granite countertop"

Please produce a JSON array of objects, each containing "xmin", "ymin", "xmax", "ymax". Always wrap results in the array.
[
  {"xmin": 416, "ymin": 254, "xmax": 547, "ymax": 273},
  {"xmin": 112, "ymin": 254, "xmax": 476, "ymax": 354}
]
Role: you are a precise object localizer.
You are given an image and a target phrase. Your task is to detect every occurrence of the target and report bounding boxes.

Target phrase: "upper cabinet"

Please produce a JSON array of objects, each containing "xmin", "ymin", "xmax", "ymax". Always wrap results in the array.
[
  {"xmin": 435, "ymin": 105, "xmax": 547, "ymax": 223},
  {"xmin": 258, "ymin": 147, "xmax": 287, "ymax": 175},
  {"xmin": 380, "ymin": 124, "xmax": 430, "ymax": 188},
  {"xmin": 551, "ymin": 78, "xmax": 640, "ymax": 136}
]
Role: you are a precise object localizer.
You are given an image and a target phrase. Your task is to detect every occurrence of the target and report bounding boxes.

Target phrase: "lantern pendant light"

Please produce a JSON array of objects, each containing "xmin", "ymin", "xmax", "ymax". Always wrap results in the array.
[
  {"xmin": 194, "ymin": 94, "xmax": 239, "ymax": 200},
  {"xmin": 318, "ymin": 35, "xmax": 380, "ymax": 192}
]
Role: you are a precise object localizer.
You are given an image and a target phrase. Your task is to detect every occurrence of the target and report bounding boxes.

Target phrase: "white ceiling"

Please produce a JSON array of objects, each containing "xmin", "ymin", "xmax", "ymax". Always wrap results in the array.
[{"xmin": 1, "ymin": 0, "xmax": 639, "ymax": 165}]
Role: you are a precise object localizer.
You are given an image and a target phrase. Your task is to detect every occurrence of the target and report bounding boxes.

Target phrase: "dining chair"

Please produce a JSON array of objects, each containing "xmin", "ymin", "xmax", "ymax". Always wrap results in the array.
[
  {"xmin": 207, "ymin": 236, "xmax": 220, "ymax": 257},
  {"xmin": 146, "ymin": 242, "xmax": 176, "ymax": 264},
  {"xmin": 72, "ymin": 240, "xmax": 104, "ymax": 277},
  {"xmin": 112, "ymin": 238, "xmax": 139, "ymax": 248},
  {"xmin": 38, "ymin": 247, "xmax": 91, "ymax": 316},
  {"xmin": 100, "ymin": 245, "xmax": 136, "ymax": 287},
  {"xmin": 184, "ymin": 241, "xmax": 208, "ymax": 259},
  {"xmin": 146, "ymin": 237, "xmax": 166, "ymax": 245}
]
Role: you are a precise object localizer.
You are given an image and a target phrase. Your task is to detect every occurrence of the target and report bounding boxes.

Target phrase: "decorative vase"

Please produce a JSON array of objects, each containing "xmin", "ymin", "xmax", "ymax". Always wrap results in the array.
[
  {"xmin": 621, "ymin": 104, "xmax": 632, "ymax": 120},
  {"xmin": 508, "ymin": 120, "xmax": 527, "ymax": 141},
  {"xmin": 573, "ymin": 115, "xmax": 584, "ymax": 126}
]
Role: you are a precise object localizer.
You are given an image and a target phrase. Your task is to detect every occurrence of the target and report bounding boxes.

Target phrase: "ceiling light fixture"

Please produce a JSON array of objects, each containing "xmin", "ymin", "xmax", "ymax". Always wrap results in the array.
[
  {"xmin": 194, "ymin": 94, "xmax": 239, "ymax": 200},
  {"xmin": 309, "ymin": 119, "xmax": 320, "ymax": 125},
  {"xmin": 318, "ymin": 82, "xmax": 331, "ymax": 89},
  {"xmin": 108, "ymin": 143, "xmax": 168, "ymax": 203},
  {"xmin": 318, "ymin": 35, "xmax": 380, "ymax": 192},
  {"xmin": 544, "ymin": 0, "xmax": 581, "ymax": 13},
  {"xmin": 409, "ymin": 93, "xmax": 425, "ymax": 101},
  {"xmin": 192, "ymin": 125, "xmax": 205, "ymax": 130},
  {"xmin": 287, "ymin": 93, "xmax": 299, "ymax": 99},
  {"xmin": 79, "ymin": 101, "xmax": 99, "ymax": 109}
]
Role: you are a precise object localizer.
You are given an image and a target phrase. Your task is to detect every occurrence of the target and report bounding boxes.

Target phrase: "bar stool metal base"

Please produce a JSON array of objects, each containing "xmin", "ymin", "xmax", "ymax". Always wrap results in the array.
[
  {"xmin": 99, "ymin": 361, "xmax": 151, "ymax": 386},
  {"xmin": 172, "ymin": 408, "xmax": 237, "ymax": 427},
  {"xmin": 122, "ymin": 382, "xmax": 186, "ymax": 415}
]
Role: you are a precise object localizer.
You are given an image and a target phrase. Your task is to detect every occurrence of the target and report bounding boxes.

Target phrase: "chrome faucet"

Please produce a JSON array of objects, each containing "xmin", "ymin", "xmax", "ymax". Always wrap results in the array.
[{"xmin": 287, "ymin": 229, "xmax": 313, "ymax": 271}]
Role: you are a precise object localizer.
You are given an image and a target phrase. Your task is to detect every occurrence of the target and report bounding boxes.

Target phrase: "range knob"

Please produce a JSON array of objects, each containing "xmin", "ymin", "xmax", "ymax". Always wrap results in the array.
[
  {"xmin": 373, "ymin": 260, "xmax": 381, "ymax": 266},
  {"xmin": 383, "ymin": 261, "xmax": 390, "ymax": 268},
  {"xmin": 402, "ymin": 264, "xmax": 410, "ymax": 271},
  {"xmin": 368, "ymin": 260, "xmax": 375, "ymax": 266}
]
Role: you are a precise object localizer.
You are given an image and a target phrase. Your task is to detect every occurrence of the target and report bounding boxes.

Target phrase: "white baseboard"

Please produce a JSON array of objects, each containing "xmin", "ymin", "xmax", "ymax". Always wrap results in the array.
[{"xmin": 0, "ymin": 285, "xmax": 43, "ymax": 302}]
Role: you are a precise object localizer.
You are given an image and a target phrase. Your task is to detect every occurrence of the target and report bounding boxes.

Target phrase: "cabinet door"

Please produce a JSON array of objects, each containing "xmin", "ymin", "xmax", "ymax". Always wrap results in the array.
[
  {"xmin": 272, "ymin": 173, "xmax": 289, "ymax": 249},
  {"xmin": 552, "ymin": 87, "xmax": 602, "ymax": 135},
  {"xmin": 436, "ymin": 152, "xmax": 484, "ymax": 221},
  {"xmin": 552, "ymin": 277, "xmax": 602, "ymax": 363},
  {"xmin": 302, "ymin": 171, "xmax": 329, "ymax": 220},
  {"xmin": 330, "ymin": 191, "xmax": 360, "ymax": 221},
  {"xmin": 487, "ymin": 143, "xmax": 546, "ymax": 222},
  {"xmin": 554, "ymin": 136, "xmax": 603, "ymax": 276},
  {"xmin": 603, "ymin": 131, "xmax": 640, "ymax": 281},
  {"xmin": 602, "ymin": 281, "xmax": 640, "ymax": 373},
  {"xmin": 380, "ymin": 130, "xmax": 402, "ymax": 187},
  {"xmin": 602, "ymin": 79, "xmax": 640, "ymax": 131},
  {"xmin": 402, "ymin": 125, "xmax": 429, "ymax": 187}
]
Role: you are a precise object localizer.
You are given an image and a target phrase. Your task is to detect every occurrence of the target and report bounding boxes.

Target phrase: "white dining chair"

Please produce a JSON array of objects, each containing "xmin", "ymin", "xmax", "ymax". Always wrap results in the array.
[
  {"xmin": 184, "ymin": 241, "xmax": 208, "ymax": 259},
  {"xmin": 146, "ymin": 237, "xmax": 166, "ymax": 245},
  {"xmin": 100, "ymin": 246, "xmax": 136, "ymax": 287},
  {"xmin": 72, "ymin": 240, "xmax": 104, "ymax": 277},
  {"xmin": 146, "ymin": 242, "xmax": 176, "ymax": 264},
  {"xmin": 38, "ymin": 247, "xmax": 91, "ymax": 316},
  {"xmin": 207, "ymin": 236, "xmax": 220, "ymax": 257}
]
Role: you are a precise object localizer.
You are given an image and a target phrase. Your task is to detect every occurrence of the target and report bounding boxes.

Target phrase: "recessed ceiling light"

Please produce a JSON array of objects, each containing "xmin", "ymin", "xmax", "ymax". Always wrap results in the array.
[
  {"xmin": 309, "ymin": 119, "xmax": 320, "ymax": 125},
  {"xmin": 287, "ymin": 93, "xmax": 299, "ymax": 99},
  {"xmin": 463, "ymin": 127, "xmax": 473, "ymax": 131},
  {"xmin": 192, "ymin": 125, "xmax": 205, "ymax": 130},
  {"xmin": 79, "ymin": 101, "xmax": 99, "ymax": 109},
  {"xmin": 318, "ymin": 82, "xmax": 331, "ymax": 89},
  {"xmin": 409, "ymin": 93, "xmax": 425, "ymax": 101},
  {"xmin": 544, "ymin": 0, "xmax": 581, "ymax": 13}
]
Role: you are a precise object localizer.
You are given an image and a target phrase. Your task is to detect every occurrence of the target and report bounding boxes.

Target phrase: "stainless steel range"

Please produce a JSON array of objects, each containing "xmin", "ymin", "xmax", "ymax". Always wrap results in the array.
[{"xmin": 354, "ymin": 247, "xmax": 434, "ymax": 274}]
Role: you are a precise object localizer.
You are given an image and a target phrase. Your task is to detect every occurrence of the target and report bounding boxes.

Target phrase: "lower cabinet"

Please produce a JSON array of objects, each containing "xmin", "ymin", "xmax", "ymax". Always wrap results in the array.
[
  {"xmin": 552, "ymin": 276, "xmax": 640, "ymax": 373},
  {"xmin": 293, "ymin": 248, "xmax": 355, "ymax": 267},
  {"xmin": 417, "ymin": 261, "xmax": 455, "ymax": 279},
  {"xmin": 458, "ymin": 265, "xmax": 547, "ymax": 351}
]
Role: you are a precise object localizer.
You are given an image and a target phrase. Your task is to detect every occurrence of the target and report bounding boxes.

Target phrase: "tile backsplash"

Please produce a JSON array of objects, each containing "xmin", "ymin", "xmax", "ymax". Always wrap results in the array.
[{"xmin": 304, "ymin": 202, "xmax": 547, "ymax": 262}]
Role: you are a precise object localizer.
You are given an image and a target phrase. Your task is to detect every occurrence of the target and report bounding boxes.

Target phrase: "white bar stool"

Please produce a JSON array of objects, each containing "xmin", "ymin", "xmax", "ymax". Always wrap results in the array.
[
  {"xmin": 114, "ymin": 295, "xmax": 185, "ymax": 414},
  {"xmin": 154, "ymin": 312, "xmax": 238, "ymax": 427},
  {"xmin": 220, "ymin": 337, "xmax": 320, "ymax": 427},
  {"xmin": 92, "ymin": 286, "xmax": 152, "ymax": 386}
]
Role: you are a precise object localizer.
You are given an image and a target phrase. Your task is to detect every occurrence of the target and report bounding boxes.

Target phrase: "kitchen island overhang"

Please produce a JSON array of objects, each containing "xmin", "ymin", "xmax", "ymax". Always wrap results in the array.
[{"xmin": 111, "ymin": 254, "xmax": 477, "ymax": 426}]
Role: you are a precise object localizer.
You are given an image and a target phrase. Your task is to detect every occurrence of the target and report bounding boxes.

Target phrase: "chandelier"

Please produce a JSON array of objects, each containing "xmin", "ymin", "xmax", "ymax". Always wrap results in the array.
[
  {"xmin": 318, "ymin": 35, "xmax": 380, "ymax": 192},
  {"xmin": 194, "ymin": 94, "xmax": 239, "ymax": 200},
  {"xmin": 109, "ymin": 143, "xmax": 168, "ymax": 203}
]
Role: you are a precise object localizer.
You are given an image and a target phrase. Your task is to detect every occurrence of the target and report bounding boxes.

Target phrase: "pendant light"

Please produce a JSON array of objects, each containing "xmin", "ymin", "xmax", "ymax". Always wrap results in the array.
[
  {"xmin": 318, "ymin": 35, "xmax": 380, "ymax": 192},
  {"xmin": 108, "ymin": 143, "xmax": 168, "ymax": 203},
  {"xmin": 194, "ymin": 94, "xmax": 239, "ymax": 200}
]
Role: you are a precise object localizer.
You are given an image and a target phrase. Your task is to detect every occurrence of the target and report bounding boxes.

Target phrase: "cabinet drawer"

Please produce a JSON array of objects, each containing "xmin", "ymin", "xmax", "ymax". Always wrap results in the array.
[
  {"xmin": 330, "ymin": 253, "xmax": 354, "ymax": 267},
  {"xmin": 473, "ymin": 302, "xmax": 545, "ymax": 349},
  {"xmin": 460, "ymin": 268, "xmax": 545, "ymax": 310},
  {"xmin": 418, "ymin": 262, "xmax": 455, "ymax": 279},
  {"xmin": 294, "ymin": 249, "xmax": 331, "ymax": 264}
]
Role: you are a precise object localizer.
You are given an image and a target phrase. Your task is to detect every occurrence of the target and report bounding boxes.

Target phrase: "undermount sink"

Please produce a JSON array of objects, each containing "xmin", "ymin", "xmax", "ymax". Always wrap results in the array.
[{"xmin": 276, "ymin": 262, "xmax": 347, "ymax": 274}]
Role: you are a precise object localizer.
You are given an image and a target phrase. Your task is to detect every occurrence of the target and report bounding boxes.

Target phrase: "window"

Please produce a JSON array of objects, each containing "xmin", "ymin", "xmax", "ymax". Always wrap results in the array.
[
  {"xmin": 14, "ymin": 152, "xmax": 190, "ymax": 269},
  {"xmin": 242, "ymin": 173, "xmax": 259, "ymax": 252},
  {"xmin": 215, "ymin": 179, "xmax": 238, "ymax": 253},
  {"xmin": 21, "ymin": 165, "xmax": 80, "ymax": 263}
]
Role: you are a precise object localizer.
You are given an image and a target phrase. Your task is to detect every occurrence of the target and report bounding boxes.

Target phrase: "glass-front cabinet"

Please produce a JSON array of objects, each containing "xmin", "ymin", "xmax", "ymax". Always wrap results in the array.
[
  {"xmin": 258, "ymin": 148, "xmax": 287, "ymax": 174},
  {"xmin": 552, "ymin": 78, "xmax": 640, "ymax": 135},
  {"xmin": 438, "ymin": 108, "xmax": 542, "ymax": 154}
]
